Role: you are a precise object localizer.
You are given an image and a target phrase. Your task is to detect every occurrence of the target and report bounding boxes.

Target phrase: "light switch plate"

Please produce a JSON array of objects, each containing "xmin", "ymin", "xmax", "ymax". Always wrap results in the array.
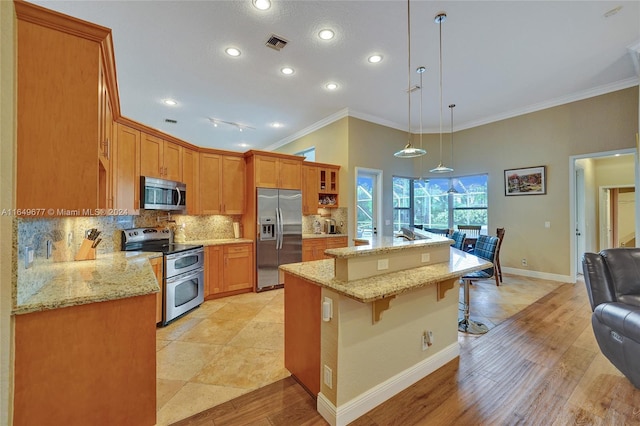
[
  {"xmin": 377, "ymin": 259, "xmax": 389, "ymax": 270},
  {"xmin": 421, "ymin": 253, "xmax": 430, "ymax": 262}
]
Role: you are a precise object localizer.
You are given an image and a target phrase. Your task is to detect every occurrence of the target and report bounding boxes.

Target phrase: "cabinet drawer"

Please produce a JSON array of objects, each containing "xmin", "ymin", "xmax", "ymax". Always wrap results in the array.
[
  {"xmin": 224, "ymin": 244, "xmax": 251, "ymax": 254},
  {"xmin": 326, "ymin": 237, "xmax": 348, "ymax": 249}
]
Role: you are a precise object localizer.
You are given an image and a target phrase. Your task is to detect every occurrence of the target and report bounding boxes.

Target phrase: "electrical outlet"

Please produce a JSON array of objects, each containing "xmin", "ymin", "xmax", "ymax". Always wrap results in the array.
[
  {"xmin": 323, "ymin": 365, "xmax": 333, "ymax": 389},
  {"xmin": 377, "ymin": 259, "xmax": 389, "ymax": 270},
  {"xmin": 521, "ymin": 258, "xmax": 528, "ymax": 267},
  {"xmin": 24, "ymin": 246, "xmax": 34, "ymax": 269},
  {"xmin": 421, "ymin": 253, "xmax": 430, "ymax": 263}
]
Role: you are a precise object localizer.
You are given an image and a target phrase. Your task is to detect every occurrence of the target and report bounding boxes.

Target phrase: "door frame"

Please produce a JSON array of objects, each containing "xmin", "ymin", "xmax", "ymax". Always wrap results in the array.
[
  {"xmin": 354, "ymin": 167, "xmax": 383, "ymax": 242},
  {"xmin": 569, "ymin": 147, "xmax": 637, "ymax": 281}
]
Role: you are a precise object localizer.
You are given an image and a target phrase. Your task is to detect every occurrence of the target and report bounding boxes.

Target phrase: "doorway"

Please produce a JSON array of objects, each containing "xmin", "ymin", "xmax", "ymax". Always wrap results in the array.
[
  {"xmin": 355, "ymin": 168, "xmax": 382, "ymax": 242},
  {"xmin": 570, "ymin": 149, "xmax": 637, "ymax": 280},
  {"xmin": 599, "ymin": 185, "xmax": 636, "ymax": 250}
]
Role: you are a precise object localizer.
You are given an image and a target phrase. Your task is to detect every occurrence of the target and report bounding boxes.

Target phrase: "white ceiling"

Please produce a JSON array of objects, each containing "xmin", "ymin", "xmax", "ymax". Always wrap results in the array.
[{"xmin": 30, "ymin": 1, "xmax": 640, "ymax": 152}]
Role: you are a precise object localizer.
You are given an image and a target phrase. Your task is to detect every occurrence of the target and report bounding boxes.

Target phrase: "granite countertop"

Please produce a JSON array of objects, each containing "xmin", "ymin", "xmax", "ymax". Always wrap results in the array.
[
  {"xmin": 303, "ymin": 233, "xmax": 347, "ymax": 239},
  {"xmin": 279, "ymin": 248, "xmax": 491, "ymax": 303},
  {"xmin": 13, "ymin": 251, "xmax": 163, "ymax": 315},
  {"xmin": 182, "ymin": 238, "xmax": 254, "ymax": 246},
  {"xmin": 324, "ymin": 232, "xmax": 453, "ymax": 260}
]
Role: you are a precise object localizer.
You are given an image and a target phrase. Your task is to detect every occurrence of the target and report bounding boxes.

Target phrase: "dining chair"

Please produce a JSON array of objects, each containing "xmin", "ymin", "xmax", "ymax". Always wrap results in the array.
[
  {"xmin": 450, "ymin": 231, "xmax": 466, "ymax": 251},
  {"xmin": 495, "ymin": 227, "xmax": 505, "ymax": 283},
  {"xmin": 458, "ymin": 234, "xmax": 500, "ymax": 334},
  {"xmin": 457, "ymin": 225, "xmax": 481, "ymax": 251}
]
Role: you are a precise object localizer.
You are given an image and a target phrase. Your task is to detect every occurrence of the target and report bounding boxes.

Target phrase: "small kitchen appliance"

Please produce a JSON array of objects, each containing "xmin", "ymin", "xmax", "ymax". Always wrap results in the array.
[
  {"xmin": 324, "ymin": 219, "xmax": 337, "ymax": 234},
  {"xmin": 121, "ymin": 227, "xmax": 204, "ymax": 326}
]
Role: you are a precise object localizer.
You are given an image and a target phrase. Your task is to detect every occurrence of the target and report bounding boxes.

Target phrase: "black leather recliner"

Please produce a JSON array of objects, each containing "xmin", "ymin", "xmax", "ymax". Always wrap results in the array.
[{"xmin": 583, "ymin": 248, "xmax": 640, "ymax": 388}]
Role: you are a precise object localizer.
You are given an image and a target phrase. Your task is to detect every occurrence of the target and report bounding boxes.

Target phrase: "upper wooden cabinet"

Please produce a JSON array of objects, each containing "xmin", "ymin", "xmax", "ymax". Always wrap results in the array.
[
  {"xmin": 140, "ymin": 133, "xmax": 183, "ymax": 182},
  {"xmin": 200, "ymin": 153, "xmax": 245, "ymax": 215},
  {"xmin": 301, "ymin": 162, "xmax": 340, "ymax": 213},
  {"xmin": 302, "ymin": 164, "xmax": 319, "ymax": 215},
  {"xmin": 182, "ymin": 149, "xmax": 200, "ymax": 215},
  {"xmin": 249, "ymin": 152, "xmax": 302, "ymax": 190},
  {"xmin": 112, "ymin": 124, "xmax": 141, "ymax": 214},
  {"xmin": 16, "ymin": 4, "xmax": 113, "ymax": 215}
]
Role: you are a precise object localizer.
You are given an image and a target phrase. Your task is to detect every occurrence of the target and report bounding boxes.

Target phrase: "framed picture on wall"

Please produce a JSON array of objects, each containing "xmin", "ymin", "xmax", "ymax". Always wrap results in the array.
[{"xmin": 504, "ymin": 166, "xmax": 546, "ymax": 196}]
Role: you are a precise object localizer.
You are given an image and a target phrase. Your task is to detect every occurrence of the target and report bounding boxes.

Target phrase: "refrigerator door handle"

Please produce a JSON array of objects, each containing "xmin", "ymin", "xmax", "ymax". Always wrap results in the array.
[
  {"xmin": 275, "ymin": 208, "xmax": 281, "ymax": 250},
  {"xmin": 277, "ymin": 207, "xmax": 284, "ymax": 250}
]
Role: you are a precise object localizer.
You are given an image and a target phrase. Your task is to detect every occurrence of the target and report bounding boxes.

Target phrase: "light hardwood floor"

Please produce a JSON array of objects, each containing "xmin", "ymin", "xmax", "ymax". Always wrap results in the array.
[{"xmin": 172, "ymin": 274, "xmax": 640, "ymax": 425}]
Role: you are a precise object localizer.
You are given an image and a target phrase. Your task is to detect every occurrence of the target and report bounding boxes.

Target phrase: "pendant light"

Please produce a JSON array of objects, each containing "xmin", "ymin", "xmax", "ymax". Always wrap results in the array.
[
  {"xmin": 394, "ymin": 0, "xmax": 426, "ymax": 159},
  {"xmin": 430, "ymin": 12, "xmax": 453, "ymax": 173},
  {"xmin": 447, "ymin": 104, "xmax": 459, "ymax": 194}
]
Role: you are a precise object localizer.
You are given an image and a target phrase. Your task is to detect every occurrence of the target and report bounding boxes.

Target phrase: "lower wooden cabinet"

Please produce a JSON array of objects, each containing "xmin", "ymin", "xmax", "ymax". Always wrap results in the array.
[
  {"xmin": 302, "ymin": 236, "xmax": 348, "ymax": 261},
  {"xmin": 205, "ymin": 243, "xmax": 254, "ymax": 298},
  {"xmin": 149, "ymin": 256, "xmax": 163, "ymax": 324}
]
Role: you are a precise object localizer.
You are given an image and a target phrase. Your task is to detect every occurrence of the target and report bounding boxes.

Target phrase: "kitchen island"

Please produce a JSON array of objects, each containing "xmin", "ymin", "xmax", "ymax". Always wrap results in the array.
[
  {"xmin": 12, "ymin": 252, "xmax": 161, "ymax": 426},
  {"xmin": 280, "ymin": 232, "xmax": 491, "ymax": 426}
]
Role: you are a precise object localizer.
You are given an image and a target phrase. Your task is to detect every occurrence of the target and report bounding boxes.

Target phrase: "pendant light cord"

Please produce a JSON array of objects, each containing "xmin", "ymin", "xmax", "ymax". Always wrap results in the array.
[
  {"xmin": 407, "ymin": 0, "xmax": 411, "ymax": 143},
  {"xmin": 438, "ymin": 14, "xmax": 443, "ymax": 164}
]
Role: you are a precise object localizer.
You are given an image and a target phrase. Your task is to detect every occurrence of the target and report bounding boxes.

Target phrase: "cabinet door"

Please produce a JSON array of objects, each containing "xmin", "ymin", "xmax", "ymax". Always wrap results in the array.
[
  {"xmin": 163, "ymin": 140, "xmax": 183, "ymax": 182},
  {"xmin": 112, "ymin": 124, "xmax": 141, "ymax": 214},
  {"xmin": 223, "ymin": 244, "xmax": 253, "ymax": 291},
  {"xmin": 140, "ymin": 133, "xmax": 163, "ymax": 179},
  {"xmin": 17, "ymin": 21, "xmax": 100, "ymax": 214},
  {"xmin": 254, "ymin": 155, "xmax": 279, "ymax": 188},
  {"xmin": 149, "ymin": 257, "xmax": 163, "ymax": 324},
  {"xmin": 278, "ymin": 158, "xmax": 302, "ymax": 189},
  {"xmin": 199, "ymin": 153, "xmax": 222, "ymax": 214},
  {"xmin": 205, "ymin": 246, "xmax": 223, "ymax": 296},
  {"xmin": 302, "ymin": 239, "xmax": 326, "ymax": 261},
  {"xmin": 183, "ymin": 149, "xmax": 199, "ymax": 215},
  {"xmin": 302, "ymin": 164, "xmax": 318, "ymax": 215},
  {"xmin": 221, "ymin": 155, "xmax": 245, "ymax": 214}
]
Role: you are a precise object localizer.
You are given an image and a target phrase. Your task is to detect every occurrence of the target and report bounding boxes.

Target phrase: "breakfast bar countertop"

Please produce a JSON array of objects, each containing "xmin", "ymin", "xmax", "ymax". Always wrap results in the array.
[
  {"xmin": 280, "ymin": 247, "xmax": 491, "ymax": 303},
  {"xmin": 13, "ymin": 251, "xmax": 163, "ymax": 315},
  {"xmin": 324, "ymin": 232, "xmax": 453, "ymax": 260}
]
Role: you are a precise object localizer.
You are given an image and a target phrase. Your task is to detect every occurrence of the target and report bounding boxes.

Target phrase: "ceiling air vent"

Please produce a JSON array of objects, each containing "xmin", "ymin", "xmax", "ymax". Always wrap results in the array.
[
  {"xmin": 164, "ymin": 119, "xmax": 177, "ymax": 124},
  {"xmin": 265, "ymin": 34, "xmax": 288, "ymax": 51}
]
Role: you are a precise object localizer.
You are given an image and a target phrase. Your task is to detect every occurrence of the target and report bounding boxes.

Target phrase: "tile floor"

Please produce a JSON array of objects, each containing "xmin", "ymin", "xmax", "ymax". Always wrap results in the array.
[{"xmin": 155, "ymin": 289, "xmax": 289, "ymax": 426}]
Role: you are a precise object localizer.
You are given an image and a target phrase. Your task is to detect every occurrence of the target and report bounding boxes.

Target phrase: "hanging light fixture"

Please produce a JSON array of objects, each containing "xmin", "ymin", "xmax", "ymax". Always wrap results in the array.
[
  {"xmin": 430, "ymin": 12, "xmax": 453, "ymax": 173},
  {"xmin": 447, "ymin": 104, "xmax": 459, "ymax": 194},
  {"xmin": 394, "ymin": 0, "xmax": 426, "ymax": 159}
]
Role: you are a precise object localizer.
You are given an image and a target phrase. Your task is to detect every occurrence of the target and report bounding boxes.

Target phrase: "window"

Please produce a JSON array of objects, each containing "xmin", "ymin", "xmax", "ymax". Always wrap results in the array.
[
  {"xmin": 393, "ymin": 174, "xmax": 488, "ymax": 233},
  {"xmin": 295, "ymin": 147, "xmax": 315, "ymax": 161}
]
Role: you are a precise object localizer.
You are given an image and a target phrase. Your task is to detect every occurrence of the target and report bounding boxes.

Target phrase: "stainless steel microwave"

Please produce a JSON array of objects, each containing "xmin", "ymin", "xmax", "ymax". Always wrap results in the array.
[{"xmin": 140, "ymin": 176, "xmax": 187, "ymax": 211}]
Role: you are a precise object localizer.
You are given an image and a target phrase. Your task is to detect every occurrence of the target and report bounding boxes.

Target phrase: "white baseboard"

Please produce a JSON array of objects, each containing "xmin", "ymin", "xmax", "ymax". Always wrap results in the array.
[
  {"xmin": 317, "ymin": 343, "xmax": 459, "ymax": 426},
  {"xmin": 502, "ymin": 266, "xmax": 574, "ymax": 283}
]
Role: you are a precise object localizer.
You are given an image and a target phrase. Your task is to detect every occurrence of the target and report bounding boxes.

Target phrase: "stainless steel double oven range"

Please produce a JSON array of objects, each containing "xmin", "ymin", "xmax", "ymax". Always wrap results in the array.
[{"xmin": 122, "ymin": 227, "xmax": 204, "ymax": 326}]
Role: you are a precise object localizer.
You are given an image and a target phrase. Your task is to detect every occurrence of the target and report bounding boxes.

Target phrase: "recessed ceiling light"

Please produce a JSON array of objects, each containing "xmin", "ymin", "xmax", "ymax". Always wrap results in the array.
[
  {"xmin": 163, "ymin": 99, "xmax": 177, "ymax": 106},
  {"xmin": 239, "ymin": 142, "xmax": 249, "ymax": 148},
  {"xmin": 318, "ymin": 29, "xmax": 335, "ymax": 40},
  {"xmin": 281, "ymin": 67, "xmax": 295, "ymax": 75},
  {"xmin": 252, "ymin": 0, "xmax": 271, "ymax": 10},
  {"xmin": 325, "ymin": 82, "xmax": 338, "ymax": 91},
  {"xmin": 368, "ymin": 54, "xmax": 383, "ymax": 64},
  {"xmin": 225, "ymin": 47, "xmax": 241, "ymax": 57},
  {"xmin": 271, "ymin": 122, "xmax": 283, "ymax": 128}
]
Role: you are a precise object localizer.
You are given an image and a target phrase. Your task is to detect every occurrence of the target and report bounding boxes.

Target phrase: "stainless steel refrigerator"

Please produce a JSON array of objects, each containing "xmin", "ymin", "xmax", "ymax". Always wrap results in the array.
[{"xmin": 256, "ymin": 188, "xmax": 302, "ymax": 291}]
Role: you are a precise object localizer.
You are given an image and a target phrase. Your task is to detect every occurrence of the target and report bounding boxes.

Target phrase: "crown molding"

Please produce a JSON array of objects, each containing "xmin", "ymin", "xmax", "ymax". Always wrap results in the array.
[
  {"xmin": 264, "ymin": 108, "xmax": 350, "ymax": 151},
  {"xmin": 628, "ymin": 40, "xmax": 640, "ymax": 77}
]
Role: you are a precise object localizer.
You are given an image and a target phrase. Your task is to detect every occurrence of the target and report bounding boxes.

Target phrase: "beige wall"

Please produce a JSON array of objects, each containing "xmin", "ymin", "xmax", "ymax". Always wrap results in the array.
[
  {"xmin": 277, "ymin": 87, "xmax": 638, "ymax": 277},
  {"xmin": 0, "ymin": 0, "xmax": 15, "ymax": 423}
]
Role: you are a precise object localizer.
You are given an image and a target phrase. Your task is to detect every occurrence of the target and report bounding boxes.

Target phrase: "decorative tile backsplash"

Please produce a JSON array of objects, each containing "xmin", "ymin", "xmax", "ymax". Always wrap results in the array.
[{"xmin": 302, "ymin": 207, "xmax": 348, "ymax": 234}]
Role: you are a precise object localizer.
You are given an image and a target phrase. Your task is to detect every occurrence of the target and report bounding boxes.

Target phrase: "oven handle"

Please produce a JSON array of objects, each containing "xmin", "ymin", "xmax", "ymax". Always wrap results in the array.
[
  {"xmin": 166, "ymin": 248, "xmax": 203, "ymax": 261},
  {"xmin": 165, "ymin": 268, "xmax": 204, "ymax": 284}
]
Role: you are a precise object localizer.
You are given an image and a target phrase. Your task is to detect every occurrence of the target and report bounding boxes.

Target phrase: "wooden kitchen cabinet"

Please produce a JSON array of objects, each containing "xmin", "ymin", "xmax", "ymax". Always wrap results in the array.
[
  {"xmin": 16, "ymin": 4, "xmax": 115, "ymax": 215},
  {"xmin": 318, "ymin": 163, "xmax": 340, "ymax": 208},
  {"xmin": 112, "ymin": 124, "xmax": 141, "ymax": 214},
  {"xmin": 98, "ymin": 56, "xmax": 114, "ymax": 211},
  {"xmin": 302, "ymin": 236, "xmax": 347, "ymax": 261},
  {"xmin": 205, "ymin": 243, "xmax": 254, "ymax": 298},
  {"xmin": 149, "ymin": 256, "xmax": 163, "ymax": 324},
  {"xmin": 223, "ymin": 244, "xmax": 254, "ymax": 292},
  {"xmin": 140, "ymin": 133, "xmax": 183, "ymax": 181},
  {"xmin": 302, "ymin": 164, "xmax": 319, "ymax": 215},
  {"xmin": 205, "ymin": 246, "xmax": 223, "ymax": 297},
  {"xmin": 200, "ymin": 153, "xmax": 245, "ymax": 215},
  {"xmin": 251, "ymin": 152, "xmax": 302, "ymax": 189},
  {"xmin": 182, "ymin": 148, "xmax": 200, "ymax": 215}
]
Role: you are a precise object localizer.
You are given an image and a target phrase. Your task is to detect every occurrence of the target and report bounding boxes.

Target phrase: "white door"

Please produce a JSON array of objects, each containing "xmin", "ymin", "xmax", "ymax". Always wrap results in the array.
[
  {"xmin": 355, "ymin": 168, "xmax": 382, "ymax": 242},
  {"xmin": 575, "ymin": 168, "xmax": 585, "ymax": 274}
]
